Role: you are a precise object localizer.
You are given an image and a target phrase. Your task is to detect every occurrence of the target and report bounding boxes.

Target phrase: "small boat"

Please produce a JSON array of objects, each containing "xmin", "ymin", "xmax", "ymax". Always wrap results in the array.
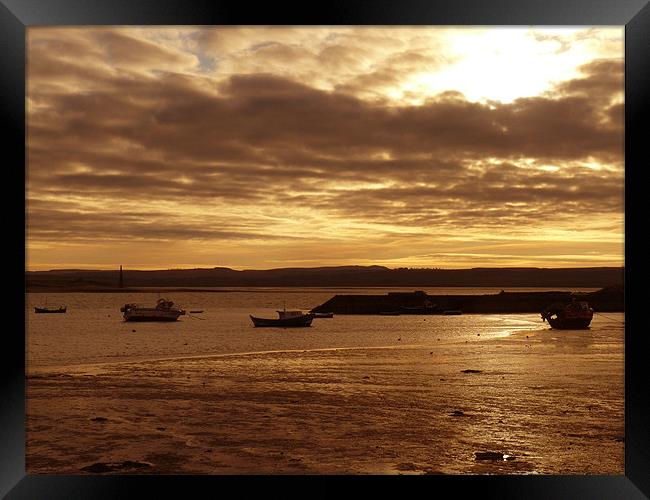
[
  {"xmin": 399, "ymin": 304, "xmax": 438, "ymax": 315},
  {"xmin": 34, "ymin": 306, "xmax": 66, "ymax": 314},
  {"xmin": 443, "ymin": 310, "xmax": 462, "ymax": 315},
  {"xmin": 312, "ymin": 312, "xmax": 334, "ymax": 318},
  {"xmin": 120, "ymin": 298, "xmax": 185, "ymax": 322},
  {"xmin": 250, "ymin": 309, "xmax": 314, "ymax": 327},
  {"xmin": 541, "ymin": 300, "xmax": 593, "ymax": 329}
]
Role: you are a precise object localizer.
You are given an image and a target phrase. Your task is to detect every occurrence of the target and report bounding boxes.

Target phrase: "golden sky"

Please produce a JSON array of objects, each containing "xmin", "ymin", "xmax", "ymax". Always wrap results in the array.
[{"xmin": 26, "ymin": 26, "xmax": 624, "ymax": 270}]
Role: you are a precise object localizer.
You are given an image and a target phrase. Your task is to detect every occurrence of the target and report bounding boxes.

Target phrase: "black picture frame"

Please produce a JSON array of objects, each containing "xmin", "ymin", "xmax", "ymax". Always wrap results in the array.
[{"xmin": 3, "ymin": 1, "xmax": 648, "ymax": 498}]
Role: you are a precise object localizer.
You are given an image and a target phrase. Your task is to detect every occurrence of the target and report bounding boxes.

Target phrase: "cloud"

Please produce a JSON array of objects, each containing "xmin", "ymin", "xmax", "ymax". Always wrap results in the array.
[{"xmin": 25, "ymin": 27, "xmax": 624, "ymax": 268}]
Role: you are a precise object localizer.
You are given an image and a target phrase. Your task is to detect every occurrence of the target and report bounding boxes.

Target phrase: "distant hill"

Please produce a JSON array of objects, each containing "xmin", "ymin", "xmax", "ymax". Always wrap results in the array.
[{"xmin": 25, "ymin": 266, "xmax": 624, "ymax": 291}]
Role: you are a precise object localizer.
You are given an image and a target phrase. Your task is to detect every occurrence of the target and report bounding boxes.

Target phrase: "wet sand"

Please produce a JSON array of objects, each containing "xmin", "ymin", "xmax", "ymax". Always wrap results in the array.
[{"xmin": 26, "ymin": 327, "xmax": 624, "ymax": 475}]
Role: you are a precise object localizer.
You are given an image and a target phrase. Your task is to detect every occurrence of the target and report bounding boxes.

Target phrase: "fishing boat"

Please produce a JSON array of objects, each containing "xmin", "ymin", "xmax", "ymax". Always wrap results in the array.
[
  {"xmin": 250, "ymin": 309, "xmax": 314, "ymax": 327},
  {"xmin": 312, "ymin": 312, "xmax": 334, "ymax": 318},
  {"xmin": 541, "ymin": 300, "xmax": 593, "ymax": 329},
  {"xmin": 120, "ymin": 298, "xmax": 185, "ymax": 322},
  {"xmin": 34, "ymin": 306, "xmax": 66, "ymax": 314}
]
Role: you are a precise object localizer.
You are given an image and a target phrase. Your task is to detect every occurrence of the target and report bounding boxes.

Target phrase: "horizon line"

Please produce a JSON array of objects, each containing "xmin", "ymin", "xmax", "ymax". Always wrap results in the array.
[{"xmin": 26, "ymin": 264, "xmax": 626, "ymax": 273}]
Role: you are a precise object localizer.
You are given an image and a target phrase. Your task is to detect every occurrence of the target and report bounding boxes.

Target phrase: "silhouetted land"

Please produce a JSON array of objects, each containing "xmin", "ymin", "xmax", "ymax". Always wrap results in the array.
[
  {"xmin": 310, "ymin": 286, "xmax": 624, "ymax": 314},
  {"xmin": 26, "ymin": 266, "xmax": 623, "ymax": 292}
]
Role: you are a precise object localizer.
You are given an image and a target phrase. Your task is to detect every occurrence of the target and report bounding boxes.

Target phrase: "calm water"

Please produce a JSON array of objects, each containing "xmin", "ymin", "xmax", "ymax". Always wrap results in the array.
[{"xmin": 26, "ymin": 287, "xmax": 604, "ymax": 369}]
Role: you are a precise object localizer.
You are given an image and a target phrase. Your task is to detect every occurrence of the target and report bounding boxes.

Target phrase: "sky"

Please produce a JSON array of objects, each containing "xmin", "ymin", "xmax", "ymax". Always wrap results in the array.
[{"xmin": 26, "ymin": 26, "xmax": 624, "ymax": 271}]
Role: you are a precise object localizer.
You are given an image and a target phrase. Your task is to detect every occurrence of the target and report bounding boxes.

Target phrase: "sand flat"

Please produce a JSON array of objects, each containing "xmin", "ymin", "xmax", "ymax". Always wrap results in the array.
[{"xmin": 26, "ymin": 326, "xmax": 624, "ymax": 475}]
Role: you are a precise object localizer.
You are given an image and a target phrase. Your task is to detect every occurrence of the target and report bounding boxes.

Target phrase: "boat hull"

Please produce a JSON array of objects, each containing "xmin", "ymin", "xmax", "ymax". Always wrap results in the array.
[
  {"xmin": 547, "ymin": 317, "xmax": 592, "ymax": 329},
  {"xmin": 123, "ymin": 315, "xmax": 182, "ymax": 322},
  {"xmin": 250, "ymin": 314, "xmax": 313, "ymax": 327},
  {"xmin": 123, "ymin": 310, "xmax": 184, "ymax": 322},
  {"xmin": 34, "ymin": 307, "xmax": 66, "ymax": 314}
]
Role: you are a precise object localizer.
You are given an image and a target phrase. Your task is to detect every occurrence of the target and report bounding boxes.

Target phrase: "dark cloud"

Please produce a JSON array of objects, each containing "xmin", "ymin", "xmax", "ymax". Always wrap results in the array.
[
  {"xmin": 29, "ymin": 68, "xmax": 623, "ymax": 165},
  {"xmin": 556, "ymin": 59, "xmax": 624, "ymax": 101},
  {"xmin": 26, "ymin": 205, "xmax": 308, "ymax": 243}
]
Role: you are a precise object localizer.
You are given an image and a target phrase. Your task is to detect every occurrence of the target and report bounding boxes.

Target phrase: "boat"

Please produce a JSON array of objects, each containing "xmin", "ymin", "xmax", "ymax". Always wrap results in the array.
[
  {"xmin": 399, "ymin": 304, "xmax": 438, "ymax": 314},
  {"xmin": 120, "ymin": 298, "xmax": 186, "ymax": 322},
  {"xmin": 34, "ymin": 306, "xmax": 66, "ymax": 314},
  {"xmin": 398, "ymin": 297, "xmax": 438, "ymax": 314},
  {"xmin": 312, "ymin": 312, "xmax": 334, "ymax": 318},
  {"xmin": 250, "ymin": 309, "xmax": 314, "ymax": 327},
  {"xmin": 541, "ymin": 300, "xmax": 593, "ymax": 329}
]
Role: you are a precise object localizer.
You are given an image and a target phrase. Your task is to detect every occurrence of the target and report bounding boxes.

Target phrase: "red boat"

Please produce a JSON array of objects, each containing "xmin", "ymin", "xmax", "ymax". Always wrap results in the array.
[{"xmin": 541, "ymin": 300, "xmax": 594, "ymax": 329}]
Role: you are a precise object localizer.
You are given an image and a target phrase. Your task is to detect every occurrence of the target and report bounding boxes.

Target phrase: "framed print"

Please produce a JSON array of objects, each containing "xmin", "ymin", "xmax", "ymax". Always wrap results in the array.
[{"xmin": 2, "ymin": 0, "xmax": 649, "ymax": 498}]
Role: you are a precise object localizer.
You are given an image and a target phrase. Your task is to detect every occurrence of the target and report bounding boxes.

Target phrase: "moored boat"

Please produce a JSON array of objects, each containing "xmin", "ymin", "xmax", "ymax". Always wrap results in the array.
[
  {"xmin": 34, "ymin": 306, "xmax": 66, "ymax": 314},
  {"xmin": 250, "ymin": 309, "xmax": 314, "ymax": 327},
  {"xmin": 399, "ymin": 304, "xmax": 438, "ymax": 314},
  {"xmin": 312, "ymin": 312, "xmax": 334, "ymax": 318},
  {"xmin": 541, "ymin": 300, "xmax": 593, "ymax": 329},
  {"xmin": 121, "ymin": 298, "xmax": 185, "ymax": 322}
]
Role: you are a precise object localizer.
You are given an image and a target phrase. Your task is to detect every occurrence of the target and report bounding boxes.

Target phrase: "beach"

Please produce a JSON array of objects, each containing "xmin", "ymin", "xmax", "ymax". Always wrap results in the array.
[{"xmin": 26, "ymin": 297, "xmax": 624, "ymax": 475}]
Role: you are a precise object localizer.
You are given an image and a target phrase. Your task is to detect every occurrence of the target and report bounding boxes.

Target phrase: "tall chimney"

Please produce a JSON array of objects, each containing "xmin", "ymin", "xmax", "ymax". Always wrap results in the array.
[{"xmin": 119, "ymin": 265, "xmax": 124, "ymax": 288}]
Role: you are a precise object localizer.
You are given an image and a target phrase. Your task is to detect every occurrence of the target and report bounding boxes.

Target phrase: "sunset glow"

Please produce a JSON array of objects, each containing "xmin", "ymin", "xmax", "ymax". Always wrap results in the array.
[{"xmin": 26, "ymin": 26, "xmax": 624, "ymax": 270}]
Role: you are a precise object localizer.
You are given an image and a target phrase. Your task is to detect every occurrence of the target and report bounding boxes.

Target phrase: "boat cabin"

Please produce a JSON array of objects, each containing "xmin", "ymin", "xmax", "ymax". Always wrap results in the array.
[
  {"xmin": 155, "ymin": 299, "xmax": 177, "ymax": 310},
  {"xmin": 564, "ymin": 300, "xmax": 593, "ymax": 316},
  {"xmin": 277, "ymin": 310, "xmax": 305, "ymax": 319}
]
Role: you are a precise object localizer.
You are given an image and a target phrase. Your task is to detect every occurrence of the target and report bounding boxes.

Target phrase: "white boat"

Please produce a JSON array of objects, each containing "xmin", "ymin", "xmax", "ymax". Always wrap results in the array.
[{"xmin": 120, "ymin": 298, "xmax": 186, "ymax": 322}]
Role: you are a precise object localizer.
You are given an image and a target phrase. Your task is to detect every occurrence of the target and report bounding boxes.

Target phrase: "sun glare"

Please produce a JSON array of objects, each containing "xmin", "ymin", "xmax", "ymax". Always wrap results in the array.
[{"xmin": 398, "ymin": 27, "xmax": 608, "ymax": 104}]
